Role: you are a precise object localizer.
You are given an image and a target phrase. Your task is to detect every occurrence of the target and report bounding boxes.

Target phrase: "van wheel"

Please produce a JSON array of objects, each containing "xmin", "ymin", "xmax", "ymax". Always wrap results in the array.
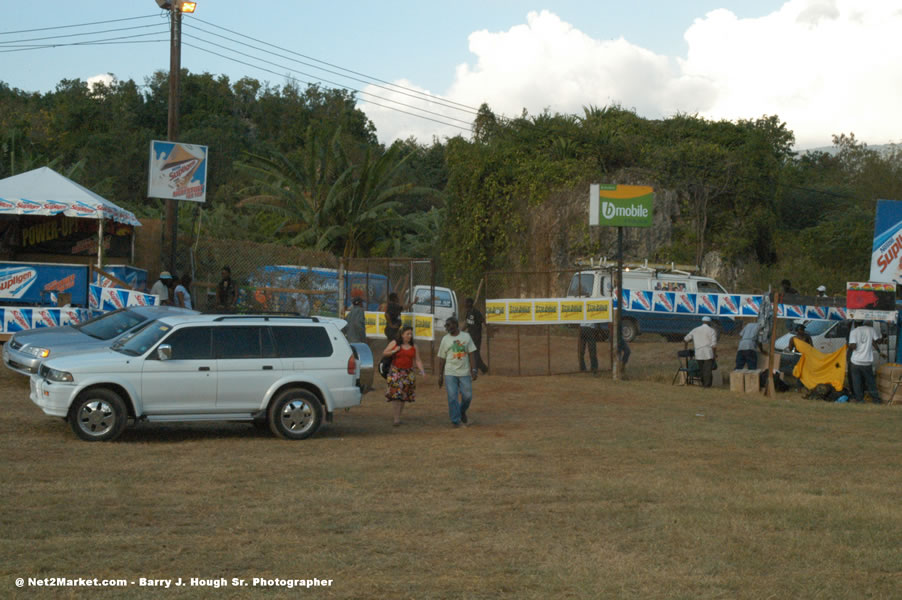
[
  {"xmin": 621, "ymin": 319, "xmax": 638, "ymax": 343},
  {"xmin": 68, "ymin": 388, "xmax": 127, "ymax": 442},
  {"xmin": 268, "ymin": 389, "xmax": 323, "ymax": 440}
]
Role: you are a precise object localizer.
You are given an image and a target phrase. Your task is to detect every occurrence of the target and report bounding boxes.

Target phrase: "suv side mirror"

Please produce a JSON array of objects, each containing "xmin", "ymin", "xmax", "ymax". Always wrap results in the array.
[{"xmin": 157, "ymin": 344, "xmax": 172, "ymax": 361}]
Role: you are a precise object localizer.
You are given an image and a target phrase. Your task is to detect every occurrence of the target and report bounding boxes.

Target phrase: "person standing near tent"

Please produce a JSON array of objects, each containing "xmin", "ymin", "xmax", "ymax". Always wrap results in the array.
[
  {"xmin": 848, "ymin": 320, "xmax": 883, "ymax": 403},
  {"xmin": 150, "ymin": 271, "xmax": 173, "ymax": 305},
  {"xmin": 215, "ymin": 266, "xmax": 237, "ymax": 311},
  {"xmin": 684, "ymin": 316, "xmax": 718, "ymax": 387},
  {"xmin": 174, "ymin": 274, "xmax": 193, "ymax": 310}
]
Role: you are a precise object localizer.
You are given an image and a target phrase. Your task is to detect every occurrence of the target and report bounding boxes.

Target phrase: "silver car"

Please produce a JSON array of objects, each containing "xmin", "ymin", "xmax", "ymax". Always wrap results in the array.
[{"xmin": 3, "ymin": 306, "xmax": 197, "ymax": 375}]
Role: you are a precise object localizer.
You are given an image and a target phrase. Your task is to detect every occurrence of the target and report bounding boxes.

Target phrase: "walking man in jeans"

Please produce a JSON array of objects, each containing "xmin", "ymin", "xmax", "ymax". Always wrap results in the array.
[{"xmin": 438, "ymin": 316, "xmax": 478, "ymax": 427}]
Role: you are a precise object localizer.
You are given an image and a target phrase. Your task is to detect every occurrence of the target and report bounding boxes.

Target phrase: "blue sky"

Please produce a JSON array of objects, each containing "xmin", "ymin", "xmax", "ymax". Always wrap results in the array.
[{"xmin": 3, "ymin": 1, "xmax": 899, "ymax": 148}]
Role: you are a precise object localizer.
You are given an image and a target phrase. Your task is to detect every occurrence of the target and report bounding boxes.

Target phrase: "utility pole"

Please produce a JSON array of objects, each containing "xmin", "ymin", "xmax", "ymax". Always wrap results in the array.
[
  {"xmin": 156, "ymin": 0, "xmax": 195, "ymax": 272},
  {"xmin": 166, "ymin": 4, "xmax": 182, "ymax": 273}
]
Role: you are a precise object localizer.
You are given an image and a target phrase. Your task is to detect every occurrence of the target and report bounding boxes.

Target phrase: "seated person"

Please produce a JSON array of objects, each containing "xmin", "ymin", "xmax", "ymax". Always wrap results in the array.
[{"xmin": 787, "ymin": 323, "xmax": 812, "ymax": 352}]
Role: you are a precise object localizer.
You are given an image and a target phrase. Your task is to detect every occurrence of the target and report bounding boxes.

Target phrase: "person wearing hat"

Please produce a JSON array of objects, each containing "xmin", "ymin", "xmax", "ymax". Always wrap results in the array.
[
  {"xmin": 816, "ymin": 285, "xmax": 828, "ymax": 298},
  {"xmin": 437, "ymin": 316, "xmax": 478, "ymax": 427},
  {"xmin": 344, "ymin": 295, "xmax": 366, "ymax": 344},
  {"xmin": 684, "ymin": 316, "xmax": 718, "ymax": 387},
  {"xmin": 150, "ymin": 271, "xmax": 173, "ymax": 305}
]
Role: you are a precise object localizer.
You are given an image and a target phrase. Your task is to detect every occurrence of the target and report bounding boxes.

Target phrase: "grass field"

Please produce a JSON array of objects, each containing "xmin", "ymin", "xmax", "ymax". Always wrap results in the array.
[{"xmin": 2, "ymin": 360, "xmax": 902, "ymax": 599}]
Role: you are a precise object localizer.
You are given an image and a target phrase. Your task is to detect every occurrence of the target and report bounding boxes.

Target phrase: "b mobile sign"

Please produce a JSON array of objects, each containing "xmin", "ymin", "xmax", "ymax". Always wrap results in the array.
[
  {"xmin": 589, "ymin": 184, "xmax": 654, "ymax": 228},
  {"xmin": 869, "ymin": 199, "xmax": 902, "ymax": 284}
]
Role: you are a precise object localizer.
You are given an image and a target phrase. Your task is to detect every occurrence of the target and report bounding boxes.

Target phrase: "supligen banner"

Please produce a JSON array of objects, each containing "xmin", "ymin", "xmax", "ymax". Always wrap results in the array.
[{"xmin": 0, "ymin": 262, "xmax": 89, "ymax": 306}]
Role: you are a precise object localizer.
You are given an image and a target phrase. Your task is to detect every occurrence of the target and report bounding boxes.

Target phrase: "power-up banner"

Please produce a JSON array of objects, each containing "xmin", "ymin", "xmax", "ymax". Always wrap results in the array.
[
  {"xmin": 364, "ymin": 311, "xmax": 434, "ymax": 340},
  {"xmin": 589, "ymin": 184, "xmax": 654, "ymax": 228},
  {"xmin": 0, "ymin": 306, "xmax": 93, "ymax": 333},
  {"xmin": 486, "ymin": 298, "xmax": 612, "ymax": 324}
]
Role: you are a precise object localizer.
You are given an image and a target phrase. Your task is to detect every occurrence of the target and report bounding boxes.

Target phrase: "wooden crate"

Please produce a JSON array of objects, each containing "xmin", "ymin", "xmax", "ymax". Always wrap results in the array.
[{"xmin": 730, "ymin": 370, "xmax": 746, "ymax": 393}]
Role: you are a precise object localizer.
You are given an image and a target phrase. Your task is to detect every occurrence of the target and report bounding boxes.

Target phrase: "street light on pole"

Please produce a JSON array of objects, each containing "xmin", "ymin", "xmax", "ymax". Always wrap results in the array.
[{"xmin": 155, "ymin": 0, "xmax": 196, "ymax": 273}]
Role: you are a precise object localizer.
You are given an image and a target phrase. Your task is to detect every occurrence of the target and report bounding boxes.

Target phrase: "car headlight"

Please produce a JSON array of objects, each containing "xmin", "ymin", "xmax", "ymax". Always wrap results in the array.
[
  {"xmin": 44, "ymin": 367, "xmax": 73, "ymax": 383},
  {"xmin": 25, "ymin": 346, "xmax": 51, "ymax": 359}
]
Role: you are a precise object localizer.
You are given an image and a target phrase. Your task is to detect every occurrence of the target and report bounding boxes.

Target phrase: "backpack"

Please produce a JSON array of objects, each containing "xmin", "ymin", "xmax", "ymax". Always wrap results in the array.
[{"xmin": 378, "ymin": 354, "xmax": 394, "ymax": 379}]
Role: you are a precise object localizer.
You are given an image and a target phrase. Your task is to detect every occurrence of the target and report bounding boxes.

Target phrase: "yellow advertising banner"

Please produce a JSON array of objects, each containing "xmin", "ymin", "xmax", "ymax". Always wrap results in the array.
[
  {"xmin": 484, "ymin": 298, "xmax": 610, "ymax": 324},
  {"xmin": 486, "ymin": 301, "xmax": 507, "ymax": 323},
  {"xmin": 364, "ymin": 311, "xmax": 433, "ymax": 340},
  {"xmin": 560, "ymin": 300, "xmax": 585, "ymax": 321},
  {"xmin": 534, "ymin": 300, "xmax": 559, "ymax": 322},
  {"xmin": 414, "ymin": 315, "xmax": 433, "ymax": 340},
  {"xmin": 507, "ymin": 301, "xmax": 533, "ymax": 322},
  {"xmin": 586, "ymin": 299, "xmax": 611, "ymax": 321},
  {"xmin": 364, "ymin": 311, "xmax": 383, "ymax": 338}
]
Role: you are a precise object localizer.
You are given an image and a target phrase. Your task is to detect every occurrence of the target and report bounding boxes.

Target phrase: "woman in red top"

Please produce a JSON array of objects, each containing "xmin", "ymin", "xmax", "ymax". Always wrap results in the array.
[{"xmin": 383, "ymin": 326, "xmax": 425, "ymax": 426}]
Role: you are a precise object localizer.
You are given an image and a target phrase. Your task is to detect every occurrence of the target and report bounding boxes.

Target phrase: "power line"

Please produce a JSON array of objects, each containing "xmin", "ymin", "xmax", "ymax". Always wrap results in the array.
[
  {"xmin": 183, "ymin": 21, "xmax": 478, "ymax": 117},
  {"xmin": 0, "ymin": 32, "xmax": 167, "ymax": 53},
  {"xmin": 181, "ymin": 42, "xmax": 470, "ymax": 132},
  {"xmin": 181, "ymin": 33, "xmax": 473, "ymax": 126},
  {"xmin": 0, "ymin": 14, "xmax": 159, "ymax": 36},
  {"xmin": 0, "ymin": 23, "xmax": 168, "ymax": 45},
  {"xmin": 190, "ymin": 16, "xmax": 481, "ymax": 114}
]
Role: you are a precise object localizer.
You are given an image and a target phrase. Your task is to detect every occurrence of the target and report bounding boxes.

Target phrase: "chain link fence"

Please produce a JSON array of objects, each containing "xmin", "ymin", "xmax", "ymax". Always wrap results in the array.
[{"xmin": 482, "ymin": 268, "xmax": 612, "ymax": 376}]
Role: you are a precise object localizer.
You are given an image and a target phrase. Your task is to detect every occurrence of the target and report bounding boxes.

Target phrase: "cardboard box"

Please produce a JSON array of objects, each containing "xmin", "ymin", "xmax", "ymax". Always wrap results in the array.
[
  {"xmin": 744, "ymin": 369, "xmax": 763, "ymax": 394},
  {"xmin": 730, "ymin": 370, "xmax": 746, "ymax": 393}
]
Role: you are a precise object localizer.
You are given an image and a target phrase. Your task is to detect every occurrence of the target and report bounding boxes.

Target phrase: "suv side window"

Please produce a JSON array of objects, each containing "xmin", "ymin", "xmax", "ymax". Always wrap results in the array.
[
  {"xmin": 829, "ymin": 321, "xmax": 852, "ymax": 339},
  {"xmin": 213, "ymin": 326, "xmax": 275, "ymax": 359},
  {"xmin": 272, "ymin": 326, "xmax": 333, "ymax": 358},
  {"xmin": 163, "ymin": 326, "xmax": 213, "ymax": 360}
]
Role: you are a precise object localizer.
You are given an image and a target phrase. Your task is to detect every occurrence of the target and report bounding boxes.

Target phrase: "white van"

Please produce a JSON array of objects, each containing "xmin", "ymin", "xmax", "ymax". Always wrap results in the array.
[
  {"xmin": 409, "ymin": 285, "xmax": 459, "ymax": 330},
  {"xmin": 566, "ymin": 268, "xmax": 735, "ymax": 341}
]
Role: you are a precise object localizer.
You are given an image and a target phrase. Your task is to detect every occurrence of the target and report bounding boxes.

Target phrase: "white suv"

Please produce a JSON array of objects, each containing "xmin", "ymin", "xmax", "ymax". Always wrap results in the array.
[{"xmin": 29, "ymin": 314, "xmax": 374, "ymax": 442}]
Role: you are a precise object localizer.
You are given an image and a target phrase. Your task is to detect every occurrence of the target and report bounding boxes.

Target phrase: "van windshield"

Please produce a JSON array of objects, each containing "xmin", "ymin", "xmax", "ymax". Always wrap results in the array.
[{"xmin": 568, "ymin": 274, "xmax": 594, "ymax": 297}]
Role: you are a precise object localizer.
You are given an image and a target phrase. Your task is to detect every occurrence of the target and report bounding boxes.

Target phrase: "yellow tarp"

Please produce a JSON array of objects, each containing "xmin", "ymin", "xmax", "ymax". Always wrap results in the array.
[{"xmin": 792, "ymin": 339, "xmax": 847, "ymax": 391}]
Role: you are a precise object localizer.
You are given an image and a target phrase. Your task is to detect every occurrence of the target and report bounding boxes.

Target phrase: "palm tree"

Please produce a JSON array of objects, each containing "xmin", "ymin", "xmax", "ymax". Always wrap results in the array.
[{"xmin": 318, "ymin": 142, "xmax": 435, "ymax": 258}]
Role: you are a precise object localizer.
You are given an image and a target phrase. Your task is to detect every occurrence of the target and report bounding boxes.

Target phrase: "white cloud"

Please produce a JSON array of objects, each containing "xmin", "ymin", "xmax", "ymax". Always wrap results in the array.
[
  {"xmin": 86, "ymin": 73, "xmax": 115, "ymax": 94},
  {"xmin": 359, "ymin": 2, "xmax": 902, "ymax": 148}
]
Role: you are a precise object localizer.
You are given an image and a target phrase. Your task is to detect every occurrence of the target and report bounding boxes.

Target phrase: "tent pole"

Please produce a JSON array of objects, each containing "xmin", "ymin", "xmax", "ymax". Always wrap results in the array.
[{"xmin": 96, "ymin": 218, "xmax": 104, "ymax": 268}]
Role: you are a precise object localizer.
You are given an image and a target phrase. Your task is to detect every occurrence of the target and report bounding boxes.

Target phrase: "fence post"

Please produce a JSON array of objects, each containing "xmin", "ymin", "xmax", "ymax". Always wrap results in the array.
[
  {"xmin": 546, "ymin": 271, "xmax": 551, "ymax": 376},
  {"xmin": 338, "ymin": 257, "xmax": 345, "ymax": 319}
]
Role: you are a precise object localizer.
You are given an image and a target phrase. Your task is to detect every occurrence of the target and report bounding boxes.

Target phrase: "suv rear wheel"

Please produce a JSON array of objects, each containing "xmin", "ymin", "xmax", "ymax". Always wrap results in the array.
[
  {"xmin": 268, "ymin": 388, "xmax": 323, "ymax": 440},
  {"xmin": 68, "ymin": 388, "xmax": 128, "ymax": 442}
]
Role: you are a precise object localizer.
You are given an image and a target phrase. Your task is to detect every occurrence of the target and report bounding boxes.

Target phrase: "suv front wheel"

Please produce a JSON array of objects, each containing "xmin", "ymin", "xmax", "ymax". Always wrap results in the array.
[
  {"xmin": 268, "ymin": 388, "xmax": 323, "ymax": 440},
  {"xmin": 69, "ymin": 388, "xmax": 128, "ymax": 442}
]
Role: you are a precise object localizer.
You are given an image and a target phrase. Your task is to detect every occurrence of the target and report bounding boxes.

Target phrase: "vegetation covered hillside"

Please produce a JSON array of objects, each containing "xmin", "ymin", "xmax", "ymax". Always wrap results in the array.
[{"xmin": 2, "ymin": 72, "xmax": 899, "ymax": 294}]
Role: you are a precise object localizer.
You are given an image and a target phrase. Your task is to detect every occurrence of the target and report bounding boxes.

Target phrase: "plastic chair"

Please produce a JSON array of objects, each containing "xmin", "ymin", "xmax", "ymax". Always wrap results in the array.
[{"xmin": 673, "ymin": 349, "xmax": 702, "ymax": 385}]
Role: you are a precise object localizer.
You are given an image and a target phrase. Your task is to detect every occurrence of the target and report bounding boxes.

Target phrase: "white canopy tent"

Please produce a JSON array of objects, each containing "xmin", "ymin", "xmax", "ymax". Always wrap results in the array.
[
  {"xmin": 0, "ymin": 167, "xmax": 142, "ymax": 266},
  {"xmin": 0, "ymin": 167, "xmax": 141, "ymax": 226}
]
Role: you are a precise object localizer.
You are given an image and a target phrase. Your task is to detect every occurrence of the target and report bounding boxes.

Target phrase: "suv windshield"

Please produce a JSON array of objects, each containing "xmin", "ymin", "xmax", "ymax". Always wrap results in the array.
[
  {"xmin": 76, "ymin": 309, "xmax": 146, "ymax": 340},
  {"xmin": 113, "ymin": 320, "xmax": 173, "ymax": 356}
]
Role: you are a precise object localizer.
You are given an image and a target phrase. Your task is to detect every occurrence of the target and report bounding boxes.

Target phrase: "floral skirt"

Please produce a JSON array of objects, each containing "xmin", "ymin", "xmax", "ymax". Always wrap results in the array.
[{"xmin": 385, "ymin": 366, "xmax": 416, "ymax": 403}]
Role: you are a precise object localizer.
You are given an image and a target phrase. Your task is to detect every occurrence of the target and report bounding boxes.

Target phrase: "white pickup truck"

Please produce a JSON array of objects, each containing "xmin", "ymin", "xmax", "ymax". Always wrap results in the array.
[{"xmin": 409, "ymin": 285, "xmax": 459, "ymax": 329}]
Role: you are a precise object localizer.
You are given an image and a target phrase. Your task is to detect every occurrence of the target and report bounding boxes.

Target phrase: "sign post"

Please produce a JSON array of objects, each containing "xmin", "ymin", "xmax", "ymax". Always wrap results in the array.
[{"xmin": 590, "ymin": 184, "xmax": 654, "ymax": 380}]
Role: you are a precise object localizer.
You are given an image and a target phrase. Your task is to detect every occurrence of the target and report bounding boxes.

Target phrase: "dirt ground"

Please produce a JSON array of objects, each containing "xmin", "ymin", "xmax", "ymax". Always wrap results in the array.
[{"xmin": 3, "ymin": 350, "xmax": 901, "ymax": 599}]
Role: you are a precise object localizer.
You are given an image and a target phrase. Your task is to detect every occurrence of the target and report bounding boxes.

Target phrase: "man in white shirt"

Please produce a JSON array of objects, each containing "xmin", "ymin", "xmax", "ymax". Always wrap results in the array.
[
  {"xmin": 437, "ymin": 316, "xmax": 478, "ymax": 427},
  {"xmin": 684, "ymin": 316, "xmax": 718, "ymax": 387},
  {"xmin": 847, "ymin": 320, "xmax": 883, "ymax": 403},
  {"xmin": 149, "ymin": 271, "xmax": 172, "ymax": 305}
]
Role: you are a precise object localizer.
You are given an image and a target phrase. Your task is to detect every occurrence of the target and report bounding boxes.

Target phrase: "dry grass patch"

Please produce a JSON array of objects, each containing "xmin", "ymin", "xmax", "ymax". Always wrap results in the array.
[{"xmin": 2, "ymin": 365, "xmax": 902, "ymax": 599}]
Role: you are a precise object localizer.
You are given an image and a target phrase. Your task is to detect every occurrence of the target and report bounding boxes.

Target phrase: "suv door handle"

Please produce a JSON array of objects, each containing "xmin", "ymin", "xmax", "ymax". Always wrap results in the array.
[
  {"xmin": 198, "ymin": 366, "xmax": 210, "ymax": 371},
  {"xmin": 262, "ymin": 365, "xmax": 273, "ymax": 370}
]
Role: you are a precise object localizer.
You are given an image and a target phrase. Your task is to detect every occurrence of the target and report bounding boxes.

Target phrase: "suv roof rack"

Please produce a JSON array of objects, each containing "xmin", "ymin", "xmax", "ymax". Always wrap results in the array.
[
  {"xmin": 575, "ymin": 257, "xmax": 699, "ymax": 275},
  {"xmin": 210, "ymin": 314, "xmax": 320, "ymax": 322}
]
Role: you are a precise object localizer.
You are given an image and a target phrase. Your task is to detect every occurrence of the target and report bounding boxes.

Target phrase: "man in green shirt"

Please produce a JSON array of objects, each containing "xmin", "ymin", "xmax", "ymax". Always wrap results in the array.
[{"xmin": 437, "ymin": 316, "xmax": 478, "ymax": 427}]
